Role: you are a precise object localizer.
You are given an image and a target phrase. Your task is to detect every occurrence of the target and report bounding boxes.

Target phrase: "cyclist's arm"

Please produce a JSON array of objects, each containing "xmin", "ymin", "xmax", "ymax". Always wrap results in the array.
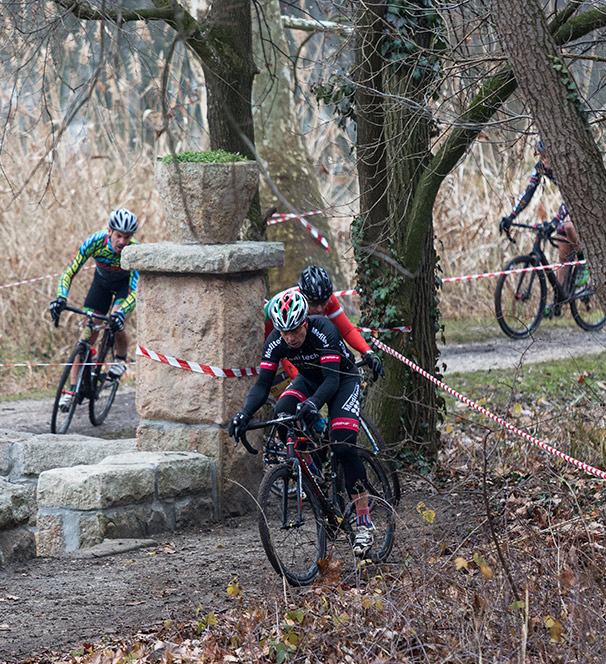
[
  {"xmin": 324, "ymin": 295, "xmax": 371, "ymax": 355},
  {"xmin": 330, "ymin": 310, "xmax": 371, "ymax": 355},
  {"xmin": 510, "ymin": 165, "xmax": 541, "ymax": 218},
  {"xmin": 240, "ymin": 361, "xmax": 276, "ymax": 417},
  {"xmin": 56, "ymin": 232, "xmax": 102, "ymax": 299}
]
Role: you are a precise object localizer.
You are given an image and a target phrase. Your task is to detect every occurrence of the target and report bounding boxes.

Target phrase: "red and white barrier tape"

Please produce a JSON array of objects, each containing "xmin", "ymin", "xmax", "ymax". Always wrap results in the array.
[
  {"xmin": 0, "ymin": 265, "xmax": 93, "ymax": 291},
  {"xmin": 136, "ymin": 345, "xmax": 258, "ymax": 378},
  {"xmin": 357, "ymin": 325, "xmax": 411, "ymax": 333},
  {"xmin": 441, "ymin": 259, "xmax": 586, "ymax": 284},
  {"xmin": 333, "ymin": 288, "xmax": 358, "ymax": 297},
  {"xmin": 0, "ymin": 360, "xmax": 129, "ymax": 368},
  {"xmin": 268, "ymin": 210, "xmax": 331, "ymax": 251},
  {"xmin": 268, "ymin": 210, "xmax": 324, "ymax": 223},
  {"xmin": 370, "ymin": 336, "xmax": 606, "ymax": 480}
]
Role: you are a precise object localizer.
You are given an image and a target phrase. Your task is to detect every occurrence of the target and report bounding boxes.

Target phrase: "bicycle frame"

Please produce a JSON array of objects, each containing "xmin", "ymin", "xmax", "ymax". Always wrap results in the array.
[
  {"xmin": 242, "ymin": 415, "xmax": 344, "ymax": 530},
  {"xmin": 509, "ymin": 222, "xmax": 578, "ymax": 304}
]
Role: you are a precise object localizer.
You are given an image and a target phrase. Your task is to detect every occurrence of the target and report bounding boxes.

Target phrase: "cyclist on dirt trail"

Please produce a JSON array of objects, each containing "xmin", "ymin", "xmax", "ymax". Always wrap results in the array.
[
  {"xmin": 499, "ymin": 138, "xmax": 588, "ymax": 300},
  {"xmin": 49, "ymin": 208, "xmax": 139, "ymax": 409},
  {"xmin": 264, "ymin": 265, "xmax": 385, "ymax": 391},
  {"xmin": 229, "ymin": 289, "xmax": 376, "ymax": 557}
]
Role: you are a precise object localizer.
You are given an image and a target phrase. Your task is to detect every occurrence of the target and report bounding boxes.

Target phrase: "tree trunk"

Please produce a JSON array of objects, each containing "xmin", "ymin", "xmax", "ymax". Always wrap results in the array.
[
  {"xmin": 251, "ymin": 0, "xmax": 346, "ymax": 293},
  {"xmin": 355, "ymin": 3, "xmax": 441, "ymax": 458},
  {"xmin": 490, "ymin": 0, "xmax": 606, "ymax": 309}
]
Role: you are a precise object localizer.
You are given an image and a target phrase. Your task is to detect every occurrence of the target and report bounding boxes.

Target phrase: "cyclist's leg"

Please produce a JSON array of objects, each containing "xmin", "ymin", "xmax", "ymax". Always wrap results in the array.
[
  {"xmin": 327, "ymin": 375, "xmax": 374, "ymax": 554},
  {"xmin": 273, "ymin": 375, "xmax": 319, "ymax": 471},
  {"xmin": 64, "ymin": 278, "xmax": 111, "ymax": 387},
  {"xmin": 556, "ymin": 221, "xmax": 579, "ymax": 286},
  {"xmin": 112, "ymin": 280, "xmax": 133, "ymax": 360}
]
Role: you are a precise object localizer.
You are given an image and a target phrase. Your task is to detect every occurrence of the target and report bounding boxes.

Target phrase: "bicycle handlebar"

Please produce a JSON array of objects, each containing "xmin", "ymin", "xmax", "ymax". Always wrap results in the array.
[
  {"xmin": 502, "ymin": 220, "xmax": 557, "ymax": 246},
  {"xmin": 62, "ymin": 305, "xmax": 110, "ymax": 321},
  {"xmin": 236, "ymin": 414, "xmax": 303, "ymax": 455}
]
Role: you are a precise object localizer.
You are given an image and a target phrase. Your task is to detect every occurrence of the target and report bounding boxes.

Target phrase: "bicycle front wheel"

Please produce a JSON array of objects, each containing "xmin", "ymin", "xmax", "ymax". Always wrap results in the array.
[
  {"xmin": 258, "ymin": 464, "xmax": 326, "ymax": 586},
  {"xmin": 570, "ymin": 265, "xmax": 606, "ymax": 331},
  {"xmin": 51, "ymin": 343, "xmax": 88, "ymax": 434},
  {"xmin": 495, "ymin": 256, "xmax": 546, "ymax": 338},
  {"xmin": 337, "ymin": 448, "xmax": 395, "ymax": 563},
  {"xmin": 358, "ymin": 410, "xmax": 401, "ymax": 504},
  {"xmin": 89, "ymin": 329, "xmax": 120, "ymax": 426}
]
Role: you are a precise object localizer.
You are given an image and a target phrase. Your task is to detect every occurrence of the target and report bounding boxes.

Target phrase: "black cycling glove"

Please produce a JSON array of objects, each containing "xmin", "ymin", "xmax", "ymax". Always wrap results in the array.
[
  {"xmin": 295, "ymin": 400, "xmax": 320, "ymax": 431},
  {"xmin": 228, "ymin": 412, "xmax": 250, "ymax": 442},
  {"xmin": 50, "ymin": 297, "xmax": 67, "ymax": 327},
  {"xmin": 109, "ymin": 311, "xmax": 125, "ymax": 332},
  {"xmin": 499, "ymin": 215, "xmax": 514, "ymax": 235},
  {"xmin": 363, "ymin": 350, "xmax": 385, "ymax": 382}
]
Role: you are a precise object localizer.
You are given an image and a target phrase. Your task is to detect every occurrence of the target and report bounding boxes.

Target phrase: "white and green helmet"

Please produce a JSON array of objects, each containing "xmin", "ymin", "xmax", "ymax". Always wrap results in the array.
[{"xmin": 269, "ymin": 290, "xmax": 308, "ymax": 331}]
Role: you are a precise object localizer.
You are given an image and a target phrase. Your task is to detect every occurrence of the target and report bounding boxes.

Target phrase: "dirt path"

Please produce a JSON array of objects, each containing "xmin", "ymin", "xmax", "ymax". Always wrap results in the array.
[
  {"xmin": 1, "ymin": 327, "xmax": 605, "ymax": 661},
  {"xmin": 440, "ymin": 325, "xmax": 606, "ymax": 374},
  {"xmin": 0, "ymin": 475, "xmax": 482, "ymax": 662}
]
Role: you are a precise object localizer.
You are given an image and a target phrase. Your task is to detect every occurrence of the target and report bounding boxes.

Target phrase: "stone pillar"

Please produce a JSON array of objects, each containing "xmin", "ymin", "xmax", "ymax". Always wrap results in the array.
[{"xmin": 121, "ymin": 241, "xmax": 284, "ymax": 517}]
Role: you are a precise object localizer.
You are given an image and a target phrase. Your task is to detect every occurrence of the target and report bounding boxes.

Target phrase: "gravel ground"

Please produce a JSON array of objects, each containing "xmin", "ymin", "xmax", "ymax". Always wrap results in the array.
[{"xmin": 0, "ymin": 325, "xmax": 604, "ymax": 662}]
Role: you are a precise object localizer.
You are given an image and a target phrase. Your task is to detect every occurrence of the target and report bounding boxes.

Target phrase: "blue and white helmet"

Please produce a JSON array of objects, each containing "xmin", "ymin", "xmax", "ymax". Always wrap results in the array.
[
  {"xmin": 109, "ymin": 208, "xmax": 138, "ymax": 234},
  {"xmin": 269, "ymin": 290, "xmax": 308, "ymax": 332}
]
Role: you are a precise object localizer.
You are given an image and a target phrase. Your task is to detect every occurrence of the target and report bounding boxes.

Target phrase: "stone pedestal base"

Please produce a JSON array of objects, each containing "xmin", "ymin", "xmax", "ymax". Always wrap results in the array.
[{"xmin": 122, "ymin": 241, "xmax": 284, "ymax": 518}]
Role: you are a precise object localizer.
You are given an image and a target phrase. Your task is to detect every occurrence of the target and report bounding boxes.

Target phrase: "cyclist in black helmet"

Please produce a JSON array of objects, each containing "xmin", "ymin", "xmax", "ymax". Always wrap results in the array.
[
  {"xmin": 264, "ymin": 265, "xmax": 385, "ymax": 382},
  {"xmin": 499, "ymin": 138, "xmax": 588, "ymax": 292}
]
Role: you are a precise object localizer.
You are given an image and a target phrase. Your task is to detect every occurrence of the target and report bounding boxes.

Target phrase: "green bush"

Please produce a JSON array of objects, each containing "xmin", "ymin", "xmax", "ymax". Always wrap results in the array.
[{"xmin": 159, "ymin": 149, "xmax": 248, "ymax": 164}]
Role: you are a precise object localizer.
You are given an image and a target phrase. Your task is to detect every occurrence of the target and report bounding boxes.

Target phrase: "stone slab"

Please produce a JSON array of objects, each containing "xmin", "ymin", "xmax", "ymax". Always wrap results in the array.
[
  {"xmin": 0, "ymin": 478, "xmax": 36, "ymax": 529},
  {"xmin": 99, "ymin": 451, "xmax": 215, "ymax": 499},
  {"xmin": 37, "ymin": 464, "xmax": 156, "ymax": 510},
  {"xmin": 4, "ymin": 435, "xmax": 137, "ymax": 480},
  {"xmin": 121, "ymin": 241, "xmax": 284, "ymax": 274}
]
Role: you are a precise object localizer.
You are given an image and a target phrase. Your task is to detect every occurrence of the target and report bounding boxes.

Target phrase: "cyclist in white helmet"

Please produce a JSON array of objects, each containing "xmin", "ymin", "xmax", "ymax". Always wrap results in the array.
[
  {"xmin": 49, "ymin": 208, "xmax": 139, "ymax": 409},
  {"xmin": 229, "ymin": 290, "xmax": 377, "ymax": 557}
]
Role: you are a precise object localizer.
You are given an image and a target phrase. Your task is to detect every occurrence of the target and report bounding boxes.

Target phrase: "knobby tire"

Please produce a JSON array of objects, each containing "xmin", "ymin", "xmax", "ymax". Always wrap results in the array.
[
  {"xmin": 495, "ymin": 255, "xmax": 546, "ymax": 339},
  {"xmin": 89, "ymin": 329, "xmax": 120, "ymax": 426},
  {"xmin": 51, "ymin": 343, "xmax": 88, "ymax": 435},
  {"xmin": 258, "ymin": 463, "xmax": 326, "ymax": 586},
  {"xmin": 570, "ymin": 265, "xmax": 606, "ymax": 331}
]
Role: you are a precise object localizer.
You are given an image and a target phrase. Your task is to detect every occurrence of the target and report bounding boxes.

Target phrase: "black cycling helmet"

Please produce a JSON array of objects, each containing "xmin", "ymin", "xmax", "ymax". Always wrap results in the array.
[
  {"xmin": 535, "ymin": 138, "xmax": 545, "ymax": 155},
  {"xmin": 298, "ymin": 265, "xmax": 333, "ymax": 302}
]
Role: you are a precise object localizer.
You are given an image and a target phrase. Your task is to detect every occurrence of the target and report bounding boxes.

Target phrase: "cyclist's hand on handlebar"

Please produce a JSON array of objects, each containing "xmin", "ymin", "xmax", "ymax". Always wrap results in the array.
[
  {"xmin": 499, "ymin": 215, "xmax": 513, "ymax": 235},
  {"xmin": 109, "ymin": 311, "xmax": 125, "ymax": 332},
  {"xmin": 363, "ymin": 350, "xmax": 385, "ymax": 382},
  {"xmin": 228, "ymin": 412, "xmax": 250, "ymax": 442},
  {"xmin": 295, "ymin": 400, "xmax": 320, "ymax": 431},
  {"xmin": 50, "ymin": 297, "xmax": 67, "ymax": 327}
]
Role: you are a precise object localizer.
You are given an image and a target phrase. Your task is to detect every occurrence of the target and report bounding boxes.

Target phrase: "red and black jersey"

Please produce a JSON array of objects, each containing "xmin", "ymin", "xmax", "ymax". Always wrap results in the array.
[{"xmin": 241, "ymin": 316, "xmax": 357, "ymax": 418}]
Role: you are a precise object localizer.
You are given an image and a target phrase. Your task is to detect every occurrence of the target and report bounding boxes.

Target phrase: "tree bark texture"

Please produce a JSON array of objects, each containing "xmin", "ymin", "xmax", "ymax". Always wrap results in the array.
[
  {"xmin": 252, "ymin": 0, "xmax": 346, "ymax": 293},
  {"xmin": 355, "ymin": 3, "xmax": 441, "ymax": 457},
  {"xmin": 490, "ymin": 0, "xmax": 606, "ymax": 308}
]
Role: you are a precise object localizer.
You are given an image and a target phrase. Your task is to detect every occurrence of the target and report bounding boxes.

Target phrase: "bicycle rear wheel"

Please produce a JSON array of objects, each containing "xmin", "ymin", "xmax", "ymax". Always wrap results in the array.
[
  {"xmin": 89, "ymin": 329, "xmax": 120, "ymax": 426},
  {"xmin": 495, "ymin": 256, "xmax": 546, "ymax": 338},
  {"xmin": 358, "ymin": 410, "xmax": 400, "ymax": 504},
  {"xmin": 51, "ymin": 343, "xmax": 88, "ymax": 434},
  {"xmin": 258, "ymin": 463, "xmax": 326, "ymax": 586},
  {"xmin": 570, "ymin": 265, "xmax": 606, "ymax": 331},
  {"xmin": 337, "ymin": 448, "xmax": 395, "ymax": 563}
]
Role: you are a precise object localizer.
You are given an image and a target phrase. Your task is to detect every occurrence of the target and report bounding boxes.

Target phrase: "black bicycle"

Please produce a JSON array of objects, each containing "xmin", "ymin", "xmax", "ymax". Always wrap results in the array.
[
  {"xmin": 266, "ymin": 363, "xmax": 401, "ymax": 505},
  {"xmin": 238, "ymin": 414, "xmax": 395, "ymax": 586},
  {"xmin": 51, "ymin": 305, "xmax": 121, "ymax": 434},
  {"xmin": 495, "ymin": 221, "xmax": 606, "ymax": 338}
]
